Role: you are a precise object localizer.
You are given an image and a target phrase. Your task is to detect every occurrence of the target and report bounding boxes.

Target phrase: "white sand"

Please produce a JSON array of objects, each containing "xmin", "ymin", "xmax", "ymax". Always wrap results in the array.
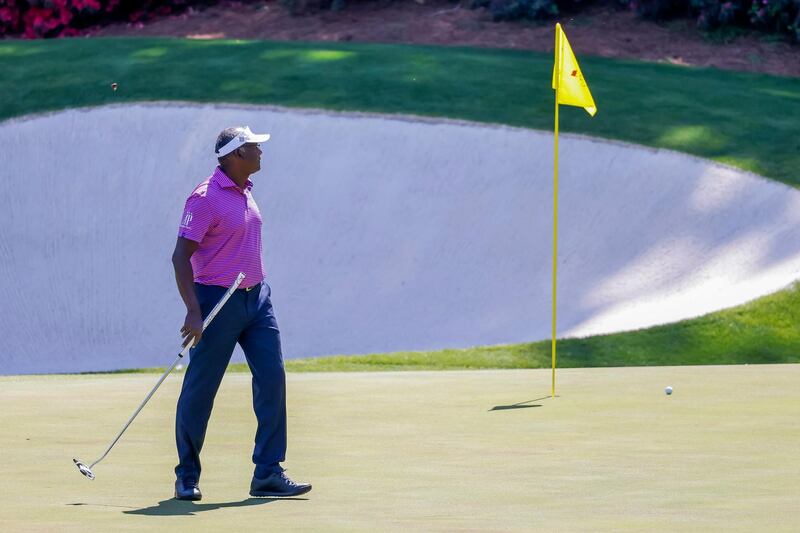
[{"xmin": 2, "ymin": 103, "xmax": 799, "ymax": 374}]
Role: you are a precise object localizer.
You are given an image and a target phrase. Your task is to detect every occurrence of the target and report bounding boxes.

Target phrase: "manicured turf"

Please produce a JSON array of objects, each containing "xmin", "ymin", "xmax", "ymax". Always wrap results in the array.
[
  {"xmin": 1, "ymin": 38, "xmax": 799, "ymax": 185},
  {"xmin": 2, "ymin": 366, "xmax": 798, "ymax": 531}
]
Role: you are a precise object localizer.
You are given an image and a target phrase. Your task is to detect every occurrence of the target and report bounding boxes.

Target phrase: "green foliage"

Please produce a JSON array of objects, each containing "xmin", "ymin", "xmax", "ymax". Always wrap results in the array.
[
  {"xmin": 630, "ymin": 0, "xmax": 691, "ymax": 19},
  {"xmin": 748, "ymin": 0, "xmax": 800, "ymax": 41},
  {"xmin": 626, "ymin": 0, "xmax": 800, "ymax": 42},
  {"xmin": 470, "ymin": 0, "xmax": 561, "ymax": 21},
  {"xmin": 693, "ymin": 0, "xmax": 751, "ymax": 30}
]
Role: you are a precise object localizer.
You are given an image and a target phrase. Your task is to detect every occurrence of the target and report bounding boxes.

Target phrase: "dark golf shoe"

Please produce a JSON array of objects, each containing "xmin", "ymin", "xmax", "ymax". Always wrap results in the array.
[
  {"xmin": 175, "ymin": 479, "xmax": 202, "ymax": 501},
  {"xmin": 249, "ymin": 471, "xmax": 312, "ymax": 497}
]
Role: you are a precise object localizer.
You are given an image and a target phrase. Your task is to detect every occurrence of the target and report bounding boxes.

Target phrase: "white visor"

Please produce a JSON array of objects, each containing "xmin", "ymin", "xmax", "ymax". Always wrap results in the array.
[{"xmin": 215, "ymin": 126, "xmax": 270, "ymax": 157}]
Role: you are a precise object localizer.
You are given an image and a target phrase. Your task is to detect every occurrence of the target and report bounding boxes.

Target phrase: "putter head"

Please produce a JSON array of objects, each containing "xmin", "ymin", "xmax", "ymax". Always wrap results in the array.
[{"xmin": 73, "ymin": 458, "xmax": 95, "ymax": 480}]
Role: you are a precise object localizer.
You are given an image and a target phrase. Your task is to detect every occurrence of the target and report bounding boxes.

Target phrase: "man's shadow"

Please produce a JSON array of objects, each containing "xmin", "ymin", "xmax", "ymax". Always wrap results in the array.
[{"xmin": 118, "ymin": 497, "xmax": 307, "ymax": 516}]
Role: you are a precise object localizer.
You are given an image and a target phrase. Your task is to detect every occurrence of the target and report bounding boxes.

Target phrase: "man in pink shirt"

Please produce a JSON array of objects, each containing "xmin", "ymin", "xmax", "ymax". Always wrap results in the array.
[{"xmin": 171, "ymin": 126, "xmax": 311, "ymax": 501}]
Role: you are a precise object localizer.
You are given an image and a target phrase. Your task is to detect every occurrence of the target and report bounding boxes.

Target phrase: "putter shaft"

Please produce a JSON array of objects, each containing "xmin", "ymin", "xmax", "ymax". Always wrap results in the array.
[{"xmin": 74, "ymin": 272, "xmax": 245, "ymax": 479}]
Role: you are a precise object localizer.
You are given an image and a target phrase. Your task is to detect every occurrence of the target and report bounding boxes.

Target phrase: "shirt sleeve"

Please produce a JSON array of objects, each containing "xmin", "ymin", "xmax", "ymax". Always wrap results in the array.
[{"xmin": 177, "ymin": 194, "xmax": 215, "ymax": 243}]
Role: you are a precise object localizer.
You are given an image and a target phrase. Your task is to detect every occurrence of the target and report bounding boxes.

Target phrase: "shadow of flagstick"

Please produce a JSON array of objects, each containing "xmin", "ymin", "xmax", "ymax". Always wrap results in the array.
[{"xmin": 489, "ymin": 395, "xmax": 557, "ymax": 411}]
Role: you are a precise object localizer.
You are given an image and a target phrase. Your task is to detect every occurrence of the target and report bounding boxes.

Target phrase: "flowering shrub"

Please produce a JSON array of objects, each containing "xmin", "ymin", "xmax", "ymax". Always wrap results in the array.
[
  {"xmin": 0, "ymin": 0, "xmax": 213, "ymax": 38},
  {"xmin": 691, "ymin": 0, "xmax": 748, "ymax": 30},
  {"xmin": 748, "ymin": 0, "xmax": 800, "ymax": 40},
  {"xmin": 470, "ymin": 0, "xmax": 560, "ymax": 21},
  {"xmin": 2, "ymin": 0, "xmax": 797, "ymax": 43},
  {"xmin": 628, "ymin": 0, "xmax": 690, "ymax": 20},
  {"xmin": 625, "ymin": 0, "xmax": 799, "ymax": 41}
]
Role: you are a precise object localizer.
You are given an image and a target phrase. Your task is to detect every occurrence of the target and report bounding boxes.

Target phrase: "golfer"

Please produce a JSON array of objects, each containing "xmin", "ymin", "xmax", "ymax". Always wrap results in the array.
[{"xmin": 171, "ymin": 126, "xmax": 311, "ymax": 501}]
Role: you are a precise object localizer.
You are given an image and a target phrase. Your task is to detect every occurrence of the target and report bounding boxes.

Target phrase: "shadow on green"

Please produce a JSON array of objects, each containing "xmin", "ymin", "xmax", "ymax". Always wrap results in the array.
[
  {"xmin": 67, "ymin": 497, "xmax": 308, "ymax": 515},
  {"xmin": 114, "ymin": 497, "xmax": 306, "ymax": 515},
  {"xmin": 489, "ymin": 395, "xmax": 554, "ymax": 411}
]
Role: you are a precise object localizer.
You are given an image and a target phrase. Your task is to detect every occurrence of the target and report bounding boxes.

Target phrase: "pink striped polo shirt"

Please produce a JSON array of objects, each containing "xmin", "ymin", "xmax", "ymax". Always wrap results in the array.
[{"xmin": 177, "ymin": 167, "xmax": 265, "ymax": 289}]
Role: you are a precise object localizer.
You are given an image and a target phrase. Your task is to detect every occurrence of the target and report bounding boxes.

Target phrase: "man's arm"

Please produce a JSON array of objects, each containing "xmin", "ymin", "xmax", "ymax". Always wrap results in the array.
[{"xmin": 172, "ymin": 237, "xmax": 203, "ymax": 348}]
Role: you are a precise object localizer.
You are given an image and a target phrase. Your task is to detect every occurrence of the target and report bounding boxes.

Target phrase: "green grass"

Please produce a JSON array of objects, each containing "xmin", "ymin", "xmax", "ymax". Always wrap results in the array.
[
  {"xmin": 1, "ymin": 37, "xmax": 799, "ymax": 185},
  {"xmin": 3, "ymin": 367, "xmax": 800, "ymax": 531},
  {"xmin": 4, "ymin": 37, "xmax": 800, "ymax": 372}
]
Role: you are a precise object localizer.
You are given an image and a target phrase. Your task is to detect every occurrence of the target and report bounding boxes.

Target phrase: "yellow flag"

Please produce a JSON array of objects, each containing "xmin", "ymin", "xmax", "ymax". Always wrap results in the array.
[{"xmin": 552, "ymin": 23, "xmax": 597, "ymax": 117}]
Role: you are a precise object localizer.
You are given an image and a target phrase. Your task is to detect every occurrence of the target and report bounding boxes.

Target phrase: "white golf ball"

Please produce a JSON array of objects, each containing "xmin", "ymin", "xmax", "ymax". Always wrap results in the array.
[
  {"xmin": 176, "ymin": 364, "xmax": 184, "ymax": 371},
  {"xmin": 665, "ymin": 386, "xmax": 673, "ymax": 395}
]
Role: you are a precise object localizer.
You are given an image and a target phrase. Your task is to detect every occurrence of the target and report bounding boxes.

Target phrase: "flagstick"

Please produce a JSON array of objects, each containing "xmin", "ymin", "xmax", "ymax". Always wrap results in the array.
[
  {"xmin": 552, "ymin": 90, "xmax": 559, "ymax": 399},
  {"xmin": 550, "ymin": 22, "xmax": 596, "ymax": 398}
]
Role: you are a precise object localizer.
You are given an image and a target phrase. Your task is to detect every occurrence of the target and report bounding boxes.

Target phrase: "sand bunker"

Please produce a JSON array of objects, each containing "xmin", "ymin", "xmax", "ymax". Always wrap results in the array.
[{"xmin": 2, "ymin": 103, "xmax": 799, "ymax": 374}]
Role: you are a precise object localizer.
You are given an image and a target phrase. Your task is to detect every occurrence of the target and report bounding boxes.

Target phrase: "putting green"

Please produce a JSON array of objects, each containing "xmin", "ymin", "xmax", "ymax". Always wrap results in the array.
[{"xmin": 1, "ymin": 365, "xmax": 798, "ymax": 531}]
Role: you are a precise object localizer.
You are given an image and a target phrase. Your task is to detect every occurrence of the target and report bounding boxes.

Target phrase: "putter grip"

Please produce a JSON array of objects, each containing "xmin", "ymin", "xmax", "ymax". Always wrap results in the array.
[{"xmin": 179, "ymin": 272, "xmax": 245, "ymax": 357}]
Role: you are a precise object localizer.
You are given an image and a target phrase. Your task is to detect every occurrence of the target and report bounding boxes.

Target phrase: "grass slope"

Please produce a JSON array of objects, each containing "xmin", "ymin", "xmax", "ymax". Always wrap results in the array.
[
  {"xmin": 1, "ymin": 38, "xmax": 799, "ymax": 185},
  {"xmin": 271, "ymin": 281, "xmax": 800, "ymax": 371},
  {"xmin": 3, "ymin": 37, "xmax": 799, "ymax": 371}
]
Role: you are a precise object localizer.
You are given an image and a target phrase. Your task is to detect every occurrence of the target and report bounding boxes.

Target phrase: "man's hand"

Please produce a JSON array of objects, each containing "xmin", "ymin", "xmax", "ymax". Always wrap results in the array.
[
  {"xmin": 173, "ymin": 237, "xmax": 203, "ymax": 349},
  {"xmin": 181, "ymin": 309, "xmax": 204, "ymax": 349}
]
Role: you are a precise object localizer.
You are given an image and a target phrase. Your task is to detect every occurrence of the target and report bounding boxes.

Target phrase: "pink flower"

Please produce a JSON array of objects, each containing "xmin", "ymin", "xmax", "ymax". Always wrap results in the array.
[
  {"xmin": 58, "ymin": 7, "xmax": 72, "ymax": 25},
  {"xmin": 58, "ymin": 27, "xmax": 82, "ymax": 38},
  {"xmin": 72, "ymin": 0, "xmax": 102, "ymax": 11},
  {"xmin": 23, "ymin": 7, "xmax": 52, "ymax": 31},
  {"xmin": 0, "ymin": 7, "xmax": 19, "ymax": 25}
]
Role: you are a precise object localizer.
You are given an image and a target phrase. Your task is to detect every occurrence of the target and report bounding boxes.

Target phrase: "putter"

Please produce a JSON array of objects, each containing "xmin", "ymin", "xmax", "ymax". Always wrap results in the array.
[{"xmin": 73, "ymin": 272, "xmax": 246, "ymax": 480}]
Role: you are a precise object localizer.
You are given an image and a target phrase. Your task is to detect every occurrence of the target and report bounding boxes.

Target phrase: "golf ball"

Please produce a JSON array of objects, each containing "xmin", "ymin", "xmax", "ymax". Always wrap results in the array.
[{"xmin": 665, "ymin": 386, "xmax": 673, "ymax": 395}]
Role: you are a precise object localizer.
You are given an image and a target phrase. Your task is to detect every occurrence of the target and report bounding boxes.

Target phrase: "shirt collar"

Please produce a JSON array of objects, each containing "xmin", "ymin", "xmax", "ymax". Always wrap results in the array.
[{"xmin": 212, "ymin": 166, "xmax": 253, "ymax": 192}]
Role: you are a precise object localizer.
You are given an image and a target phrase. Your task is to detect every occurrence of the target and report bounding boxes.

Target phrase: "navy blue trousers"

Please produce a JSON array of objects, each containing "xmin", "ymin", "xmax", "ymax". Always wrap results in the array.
[{"xmin": 175, "ymin": 281, "xmax": 286, "ymax": 483}]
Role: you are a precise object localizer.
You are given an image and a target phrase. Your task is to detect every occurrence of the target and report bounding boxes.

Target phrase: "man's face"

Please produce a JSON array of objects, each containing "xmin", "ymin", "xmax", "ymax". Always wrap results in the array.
[{"xmin": 238, "ymin": 142, "xmax": 263, "ymax": 173}]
